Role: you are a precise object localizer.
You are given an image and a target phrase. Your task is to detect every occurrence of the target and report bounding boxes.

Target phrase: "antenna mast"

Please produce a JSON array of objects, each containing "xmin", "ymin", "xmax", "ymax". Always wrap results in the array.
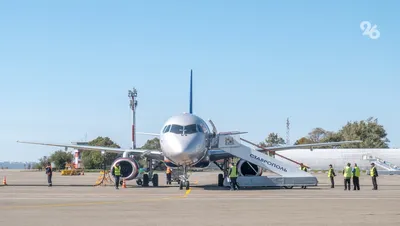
[
  {"xmin": 128, "ymin": 88, "xmax": 138, "ymax": 149},
  {"xmin": 286, "ymin": 117, "xmax": 290, "ymax": 145}
]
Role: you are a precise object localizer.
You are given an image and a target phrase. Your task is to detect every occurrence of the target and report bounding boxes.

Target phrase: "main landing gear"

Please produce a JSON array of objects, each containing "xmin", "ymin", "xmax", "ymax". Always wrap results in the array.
[
  {"xmin": 179, "ymin": 166, "xmax": 190, "ymax": 190},
  {"xmin": 214, "ymin": 159, "xmax": 229, "ymax": 187}
]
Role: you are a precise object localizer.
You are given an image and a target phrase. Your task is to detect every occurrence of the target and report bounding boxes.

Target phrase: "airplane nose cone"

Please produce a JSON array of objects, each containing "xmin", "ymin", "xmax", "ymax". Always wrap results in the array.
[
  {"xmin": 173, "ymin": 136, "xmax": 200, "ymax": 154},
  {"xmin": 164, "ymin": 134, "xmax": 206, "ymax": 163}
]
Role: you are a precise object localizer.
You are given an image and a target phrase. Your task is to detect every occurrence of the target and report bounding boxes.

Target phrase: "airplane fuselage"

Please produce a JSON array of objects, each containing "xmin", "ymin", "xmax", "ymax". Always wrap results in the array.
[{"xmin": 159, "ymin": 113, "xmax": 211, "ymax": 167}]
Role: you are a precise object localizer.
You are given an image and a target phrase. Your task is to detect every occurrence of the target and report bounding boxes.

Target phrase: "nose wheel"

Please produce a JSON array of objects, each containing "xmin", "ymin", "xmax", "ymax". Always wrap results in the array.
[
  {"xmin": 178, "ymin": 166, "xmax": 190, "ymax": 190},
  {"xmin": 180, "ymin": 180, "xmax": 190, "ymax": 190}
]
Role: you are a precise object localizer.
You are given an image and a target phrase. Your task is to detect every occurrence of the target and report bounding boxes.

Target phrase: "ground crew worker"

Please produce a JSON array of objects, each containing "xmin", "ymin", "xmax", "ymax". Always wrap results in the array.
[
  {"xmin": 328, "ymin": 164, "xmax": 336, "ymax": 188},
  {"xmin": 166, "ymin": 167, "xmax": 172, "ymax": 185},
  {"xmin": 112, "ymin": 162, "xmax": 121, "ymax": 189},
  {"xmin": 228, "ymin": 162, "xmax": 239, "ymax": 191},
  {"xmin": 352, "ymin": 163, "xmax": 360, "ymax": 190},
  {"xmin": 45, "ymin": 162, "xmax": 52, "ymax": 187},
  {"xmin": 370, "ymin": 163, "xmax": 378, "ymax": 190},
  {"xmin": 343, "ymin": 163, "xmax": 352, "ymax": 191},
  {"xmin": 300, "ymin": 163, "xmax": 307, "ymax": 189}
]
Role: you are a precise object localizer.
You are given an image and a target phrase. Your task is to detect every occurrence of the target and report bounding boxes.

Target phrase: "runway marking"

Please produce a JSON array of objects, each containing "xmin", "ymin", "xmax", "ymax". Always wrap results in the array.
[{"xmin": 183, "ymin": 188, "xmax": 192, "ymax": 198}]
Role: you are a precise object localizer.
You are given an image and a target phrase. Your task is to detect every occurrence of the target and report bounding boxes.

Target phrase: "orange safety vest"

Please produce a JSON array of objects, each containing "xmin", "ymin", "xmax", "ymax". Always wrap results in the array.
[{"xmin": 166, "ymin": 168, "xmax": 171, "ymax": 174}]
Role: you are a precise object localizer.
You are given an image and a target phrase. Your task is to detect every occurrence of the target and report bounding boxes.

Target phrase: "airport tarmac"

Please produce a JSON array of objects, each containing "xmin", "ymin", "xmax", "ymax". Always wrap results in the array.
[{"xmin": 1, "ymin": 170, "xmax": 400, "ymax": 226}]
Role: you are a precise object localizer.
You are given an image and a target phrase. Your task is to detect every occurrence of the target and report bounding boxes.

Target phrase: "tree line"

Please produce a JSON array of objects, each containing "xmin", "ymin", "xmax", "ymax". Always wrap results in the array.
[
  {"xmin": 34, "ymin": 117, "xmax": 390, "ymax": 170},
  {"xmin": 260, "ymin": 117, "xmax": 389, "ymax": 148}
]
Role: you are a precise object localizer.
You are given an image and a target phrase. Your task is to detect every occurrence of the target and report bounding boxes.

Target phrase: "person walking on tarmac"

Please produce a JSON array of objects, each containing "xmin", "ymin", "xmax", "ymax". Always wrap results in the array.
[
  {"xmin": 328, "ymin": 164, "xmax": 336, "ymax": 188},
  {"xmin": 112, "ymin": 162, "xmax": 122, "ymax": 189},
  {"xmin": 228, "ymin": 162, "xmax": 239, "ymax": 191},
  {"xmin": 352, "ymin": 163, "xmax": 361, "ymax": 190},
  {"xmin": 370, "ymin": 163, "xmax": 379, "ymax": 190},
  {"xmin": 45, "ymin": 162, "xmax": 52, "ymax": 187},
  {"xmin": 300, "ymin": 163, "xmax": 308, "ymax": 189},
  {"xmin": 166, "ymin": 167, "xmax": 172, "ymax": 185},
  {"xmin": 343, "ymin": 163, "xmax": 352, "ymax": 191}
]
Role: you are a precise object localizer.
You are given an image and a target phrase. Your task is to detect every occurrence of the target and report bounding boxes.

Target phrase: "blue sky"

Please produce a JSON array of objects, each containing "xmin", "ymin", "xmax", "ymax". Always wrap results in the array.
[{"xmin": 0, "ymin": 1, "xmax": 399, "ymax": 162}]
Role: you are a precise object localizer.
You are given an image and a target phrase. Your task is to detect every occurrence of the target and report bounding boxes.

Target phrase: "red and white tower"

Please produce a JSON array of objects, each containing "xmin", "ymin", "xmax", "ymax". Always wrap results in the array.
[{"xmin": 128, "ymin": 88, "xmax": 138, "ymax": 149}]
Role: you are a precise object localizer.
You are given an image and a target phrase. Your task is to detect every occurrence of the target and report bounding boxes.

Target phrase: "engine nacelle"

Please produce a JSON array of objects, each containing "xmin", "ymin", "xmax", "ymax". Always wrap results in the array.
[
  {"xmin": 110, "ymin": 157, "xmax": 139, "ymax": 180},
  {"xmin": 237, "ymin": 159, "xmax": 263, "ymax": 176}
]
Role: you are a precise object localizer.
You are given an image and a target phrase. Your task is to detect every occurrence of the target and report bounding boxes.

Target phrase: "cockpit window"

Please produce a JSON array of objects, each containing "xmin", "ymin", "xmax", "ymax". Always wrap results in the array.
[
  {"xmin": 197, "ymin": 124, "xmax": 204, "ymax": 133},
  {"xmin": 184, "ymin": 124, "xmax": 197, "ymax": 134},
  {"xmin": 165, "ymin": 124, "xmax": 205, "ymax": 134},
  {"xmin": 169, "ymin": 124, "xmax": 183, "ymax": 134},
  {"xmin": 163, "ymin": 125, "xmax": 171, "ymax": 133}
]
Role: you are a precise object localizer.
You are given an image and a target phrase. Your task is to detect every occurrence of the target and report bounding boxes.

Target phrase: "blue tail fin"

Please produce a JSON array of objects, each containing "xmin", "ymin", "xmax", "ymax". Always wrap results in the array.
[{"xmin": 189, "ymin": 69, "xmax": 193, "ymax": 114}]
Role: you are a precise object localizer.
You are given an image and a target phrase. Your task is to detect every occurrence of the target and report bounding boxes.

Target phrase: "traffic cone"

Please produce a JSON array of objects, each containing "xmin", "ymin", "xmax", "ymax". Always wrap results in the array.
[
  {"xmin": 2, "ymin": 176, "xmax": 7, "ymax": 185},
  {"xmin": 122, "ymin": 179, "xmax": 126, "ymax": 188}
]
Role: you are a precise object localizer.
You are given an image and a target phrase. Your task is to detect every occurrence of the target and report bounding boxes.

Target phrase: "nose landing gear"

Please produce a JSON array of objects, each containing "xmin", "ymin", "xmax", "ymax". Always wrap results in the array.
[{"xmin": 178, "ymin": 166, "xmax": 190, "ymax": 190}]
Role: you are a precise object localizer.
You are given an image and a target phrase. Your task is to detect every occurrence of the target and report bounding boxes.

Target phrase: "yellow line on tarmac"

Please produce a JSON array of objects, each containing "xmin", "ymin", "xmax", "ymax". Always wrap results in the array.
[{"xmin": 183, "ymin": 188, "xmax": 192, "ymax": 198}]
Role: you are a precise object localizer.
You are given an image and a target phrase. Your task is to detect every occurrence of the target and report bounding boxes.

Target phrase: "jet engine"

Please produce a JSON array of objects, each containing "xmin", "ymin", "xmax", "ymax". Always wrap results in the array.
[
  {"xmin": 110, "ymin": 157, "xmax": 139, "ymax": 180},
  {"xmin": 237, "ymin": 159, "xmax": 263, "ymax": 176}
]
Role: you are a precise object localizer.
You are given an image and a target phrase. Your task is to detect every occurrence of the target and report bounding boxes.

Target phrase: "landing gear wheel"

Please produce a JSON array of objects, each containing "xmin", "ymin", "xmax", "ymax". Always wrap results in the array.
[
  {"xmin": 142, "ymin": 174, "xmax": 149, "ymax": 187},
  {"xmin": 136, "ymin": 179, "xmax": 142, "ymax": 186},
  {"xmin": 185, "ymin": 181, "xmax": 190, "ymax": 190},
  {"xmin": 218, "ymin": 174, "xmax": 224, "ymax": 187},
  {"xmin": 152, "ymin": 173, "xmax": 159, "ymax": 187},
  {"xmin": 179, "ymin": 181, "xmax": 183, "ymax": 190},
  {"xmin": 284, "ymin": 186, "xmax": 293, "ymax": 189},
  {"xmin": 120, "ymin": 180, "xmax": 123, "ymax": 186}
]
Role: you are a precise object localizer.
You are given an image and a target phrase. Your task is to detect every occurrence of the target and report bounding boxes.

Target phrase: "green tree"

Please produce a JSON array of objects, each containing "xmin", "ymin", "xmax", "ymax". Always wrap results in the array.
[
  {"xmin": 81, "ymin": 137, "xmax": 120, "ymax": 169},
  {"xmin": 139, "ymin": 138, "xmax": 162, "ymax": 168},
  {"xmin": 336, "ymin": 117, "xmax": 389, "ymax": 148},
  {"xmin": 50, "ymin": 150, "xmax": 74, "ymax": 170},
  {"xmin": 298, "ymin": 117, "xmax": 390, "ymax": 148},
  {"xmin": 308, "ymin": 127, "xmax": 331, "ymax": 143},
  {"xmin": 259, "ymin": 133, "xmax": 286, "ymax": 147},
  {"xmin": 141, "ymin": 137, "xmax": 161, "ymax": 150},
  {"xmin": 294, "ymin": 137, "xmax": 313, "ymax": 145},
  {"xmin": 38, "ymin": 156, "xmax": 50, "ymax": 168}
]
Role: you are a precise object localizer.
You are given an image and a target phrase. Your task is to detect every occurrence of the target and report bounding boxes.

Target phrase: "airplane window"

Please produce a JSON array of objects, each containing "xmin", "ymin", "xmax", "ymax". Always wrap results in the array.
[
  {"xmin": 184, "ymin": 124, "xmax": 197, "ymax": 134},
  {"xmin": 170, "ymin": 124, "xmax": 183, "ymax": 134},
  {"xmin": 197, "ymin": 124, "xmax": 204, "ymax": 133},
  {"xmin": 163, "ymin": 125, "xmax": 171, "ymax": 133}
]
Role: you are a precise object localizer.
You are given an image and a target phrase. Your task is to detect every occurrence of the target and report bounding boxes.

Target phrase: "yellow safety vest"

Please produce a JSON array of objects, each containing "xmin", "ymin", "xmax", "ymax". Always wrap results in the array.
[
  {"xmin": 229, "ymin": 166, "xmax": 237, "ymax": 178},
  {"xmin": 300, "ymin": 166, "xmax": 307, "ymax": 172},
  {"xmin": 353, "ymin": 166, "xmax": 360, "ymax": 177},
  {"xmin": 114, "ymin": 166, "xmax": 121, "ymax": 176},
  {"xmin": 328, "ymin": 168, "xmax": 334, "ymax": 177},
  {"xmin": 370, "ymin": 166, "xmax": 376, "ymax": 177},
  {"xmin": 343, "ymin": 166, "xmax": 352, "ymax": 178}
]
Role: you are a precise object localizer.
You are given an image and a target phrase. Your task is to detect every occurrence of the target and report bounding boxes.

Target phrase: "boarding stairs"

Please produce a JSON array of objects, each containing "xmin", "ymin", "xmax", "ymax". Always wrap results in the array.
[
  {"xmin": 363, "ymin": 155, "xmax": 400, "ymax": 174},
  {"xmin": 215, "ymin": 133, "xmax": 318, "ymax": 188}
]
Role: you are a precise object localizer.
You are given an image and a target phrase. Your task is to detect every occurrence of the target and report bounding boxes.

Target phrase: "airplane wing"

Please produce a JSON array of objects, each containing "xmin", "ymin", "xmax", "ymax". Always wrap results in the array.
[
  {"xmin": 208, "ymin": 139, "xmax": 362, "ymax": 162},
  {"xmin": 16, "ymin": 140, "xmax": 164, "ymax": 160},
  {"xmin": 249, "ymin": 140, "xmax": 363, "ymax": 152},
  {"xmin": 137, "ymin": 132, "xmax": 160, "ymax": 136}
]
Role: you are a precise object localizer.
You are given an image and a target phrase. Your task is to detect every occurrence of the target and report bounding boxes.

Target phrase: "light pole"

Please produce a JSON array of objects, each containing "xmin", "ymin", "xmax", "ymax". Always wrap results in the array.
[{"xmin": 128, "ymin": 88, "xmax": 138, "ymax": 149}]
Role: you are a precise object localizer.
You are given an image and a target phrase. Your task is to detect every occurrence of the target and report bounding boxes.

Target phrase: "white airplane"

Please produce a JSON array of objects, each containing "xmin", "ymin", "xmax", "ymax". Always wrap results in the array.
[{"xmin": 17, "ymin": 70, "xmax": 362, "ymax": 190}]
